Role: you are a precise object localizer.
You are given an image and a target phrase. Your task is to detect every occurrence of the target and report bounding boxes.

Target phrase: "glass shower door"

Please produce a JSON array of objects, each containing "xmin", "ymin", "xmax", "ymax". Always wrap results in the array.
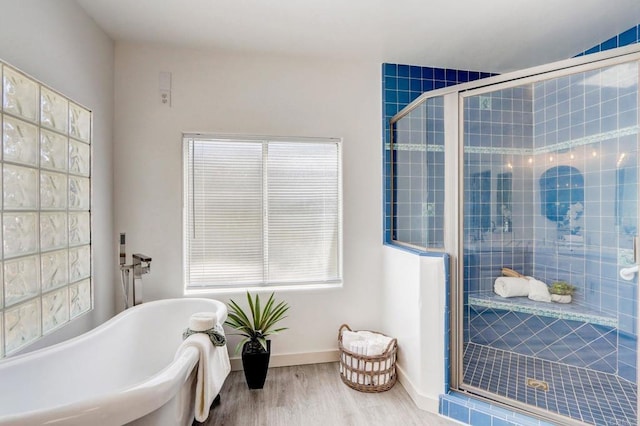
[{"xmin": 460, "ymin": 61, "xmax": 639, "ymax": 425}]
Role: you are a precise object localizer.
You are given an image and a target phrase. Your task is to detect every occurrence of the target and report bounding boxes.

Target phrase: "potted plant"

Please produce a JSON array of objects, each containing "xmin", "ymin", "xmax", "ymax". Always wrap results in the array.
[
  {"xmin": 549, "ymin": 281, "xmax": 576, "ymax": 303},
  {"xmin": 224, "ymin": 292, "xmax": 289, "ymax": 389}
]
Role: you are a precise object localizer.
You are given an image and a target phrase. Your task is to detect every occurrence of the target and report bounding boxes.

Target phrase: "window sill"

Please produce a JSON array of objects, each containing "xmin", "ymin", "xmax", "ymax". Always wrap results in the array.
[{"xmin": 184, "ymin": 281, "xmax": 343, "ymax": 296}]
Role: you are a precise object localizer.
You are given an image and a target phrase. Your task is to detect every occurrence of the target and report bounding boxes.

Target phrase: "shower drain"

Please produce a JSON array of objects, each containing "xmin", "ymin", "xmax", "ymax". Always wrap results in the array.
[{"xmin": 526, "ymin": 378, "xmax": 549, "ymax": 391}]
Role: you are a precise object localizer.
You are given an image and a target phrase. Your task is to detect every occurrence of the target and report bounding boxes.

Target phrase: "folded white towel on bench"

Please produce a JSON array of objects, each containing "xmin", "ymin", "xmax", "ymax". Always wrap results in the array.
[
  {"xmin": 494, "ymin": 277, "xmax": 530, "ymax": 297},
  {"xmin": 494, "ymin": 276, "xmax": 552, "ymax": 302}
]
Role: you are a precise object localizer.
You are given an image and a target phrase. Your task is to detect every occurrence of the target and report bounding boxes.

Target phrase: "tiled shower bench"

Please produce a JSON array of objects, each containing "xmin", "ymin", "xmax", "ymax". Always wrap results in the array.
[{"xmin": 467, "ymin": 293, "xmax": 619, "ymax": 374}]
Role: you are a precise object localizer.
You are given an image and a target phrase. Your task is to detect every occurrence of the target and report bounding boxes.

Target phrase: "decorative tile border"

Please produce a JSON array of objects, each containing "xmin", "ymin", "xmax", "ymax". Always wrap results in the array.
[
  {"xmin": 465, "ymin": 125, "xmax": 638, "ymax": 156},
  {"xmin": 618, "ymin": 248, "xmax": 635, "ymax": 267},
  {"xmin": 387, "ymin": 125, "xmax": 638, "ymax": 155},
  {"xmin": 384, "ymin": 143, "xmax": 444, "ymax": 152},
  {"xmin": 463, "ymin": 145, "xmax": 534, "ymax": 155},
  {"xmin": 534, "ymin": 125, "xmax": 639, "ymax": 154}
]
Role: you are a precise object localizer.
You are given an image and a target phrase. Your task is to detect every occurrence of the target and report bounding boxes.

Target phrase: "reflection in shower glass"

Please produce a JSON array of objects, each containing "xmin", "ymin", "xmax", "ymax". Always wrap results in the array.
[
  {"xmin": 469, "ymin": 171, "xmax": 491, "ymax": 238},
  {"xmin": 391, "ymin": 96, "xmax": 445, "ymax": 249},
  {"xmin": 462, "ymin": 61, "xmax": 638, "ymax": 425},
  {"xmin": 496, "ymin": 172, "xmax": 512, "ymax": 232}
]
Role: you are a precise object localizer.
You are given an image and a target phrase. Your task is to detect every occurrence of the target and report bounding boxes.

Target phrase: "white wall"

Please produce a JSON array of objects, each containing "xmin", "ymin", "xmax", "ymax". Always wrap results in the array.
[
  {"xmin": 113, "ymin": 43, "xmax": 383, "ymax": 360},
  {"xmin": 382, "ymin": 246, "xmax": 446, "ymax": 412},
  {"xmin": 0, "ymin": 0, "xmax": 115, "ymax": 351}
]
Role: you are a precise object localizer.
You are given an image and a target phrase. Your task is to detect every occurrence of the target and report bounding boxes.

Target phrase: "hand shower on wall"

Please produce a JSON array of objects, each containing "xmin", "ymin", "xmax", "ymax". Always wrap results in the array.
[
  {"xmin": 119, "ymin": 233, "xmax": 152, "ymax": 308},
  {"xmin": 620, "ymin": 265, "xmax": 638, "ymax": 280},
  {"xmin": 620, "ymin": 236, "xmax": 640, "ymax": 281}
]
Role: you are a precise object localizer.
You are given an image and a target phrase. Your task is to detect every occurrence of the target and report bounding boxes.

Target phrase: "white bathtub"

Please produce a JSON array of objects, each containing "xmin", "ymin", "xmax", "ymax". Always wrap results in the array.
[{"xmin": 0, "ymin": 298, "xmax": 229, "ymax": 426}]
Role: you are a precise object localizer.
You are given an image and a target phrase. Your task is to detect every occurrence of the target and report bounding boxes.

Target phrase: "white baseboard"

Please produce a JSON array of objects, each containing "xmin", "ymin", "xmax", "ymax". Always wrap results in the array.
[
  {"xmin": 230, "ymin": 349, "xmax": 340, "ymax": 371},
  {"xmin": 395, "ymin": 364, "xmax": 440, "ymax": 413}
]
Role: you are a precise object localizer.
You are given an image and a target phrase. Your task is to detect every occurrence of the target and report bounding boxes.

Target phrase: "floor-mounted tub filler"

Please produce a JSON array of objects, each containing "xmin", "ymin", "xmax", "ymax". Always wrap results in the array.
[{"xmin": 0, "ymin": 298, "xmax": 230, "ymax": 426}]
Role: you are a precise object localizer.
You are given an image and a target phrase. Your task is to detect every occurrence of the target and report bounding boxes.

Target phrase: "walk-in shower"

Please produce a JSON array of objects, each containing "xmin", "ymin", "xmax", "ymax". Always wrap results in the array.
[{"xmin": 390, "ymin": 47, "xmax": 640, "ymax": 425}]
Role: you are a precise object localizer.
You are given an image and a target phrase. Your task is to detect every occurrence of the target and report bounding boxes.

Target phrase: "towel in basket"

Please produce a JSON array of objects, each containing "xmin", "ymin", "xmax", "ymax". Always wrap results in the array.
[{"xmin": 337, "ymin": 324, "xmax": 397, "ymax": 392}]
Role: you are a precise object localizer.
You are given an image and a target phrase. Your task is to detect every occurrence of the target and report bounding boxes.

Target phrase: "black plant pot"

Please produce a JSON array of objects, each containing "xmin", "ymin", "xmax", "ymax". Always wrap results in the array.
[{"xmin": 241, "ymin": 340, "xmax": 271, "ymax": 389}]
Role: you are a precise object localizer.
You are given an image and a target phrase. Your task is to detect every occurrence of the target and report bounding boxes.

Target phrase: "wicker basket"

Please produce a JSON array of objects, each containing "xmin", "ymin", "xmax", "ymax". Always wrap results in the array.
[{"xmin": 338, "ymin": 324, "xmax": 397, "ymax": 392}]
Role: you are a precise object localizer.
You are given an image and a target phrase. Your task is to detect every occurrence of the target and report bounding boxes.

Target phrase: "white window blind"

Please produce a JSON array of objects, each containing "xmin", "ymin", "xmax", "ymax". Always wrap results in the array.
[{"xmin": 184, "ymin": 135, "xmax": 342, "ymax": 289}]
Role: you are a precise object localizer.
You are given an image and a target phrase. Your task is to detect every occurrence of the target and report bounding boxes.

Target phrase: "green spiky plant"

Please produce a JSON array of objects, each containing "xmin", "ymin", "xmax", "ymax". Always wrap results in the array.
[
  {"xmin": 549, "ymin": 281, "xmax": 576, "ymax": 296},
  {"xmin": 225, "ymin": 292, "xmax": 290, "ymax": 354}
]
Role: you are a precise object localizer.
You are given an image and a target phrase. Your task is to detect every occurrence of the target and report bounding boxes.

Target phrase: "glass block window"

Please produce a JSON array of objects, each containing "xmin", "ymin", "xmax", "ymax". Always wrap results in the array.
[
  {"xmin": 0, "ymin": 63, "xmax": 92, "ymax": 357},
  {"xmin": 390, "ymin": 96, "xmax": 445, "ymax": 249}
]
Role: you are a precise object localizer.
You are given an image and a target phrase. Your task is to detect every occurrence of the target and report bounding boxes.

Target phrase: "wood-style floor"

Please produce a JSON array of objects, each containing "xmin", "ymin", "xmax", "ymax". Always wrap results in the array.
[{"xmin": 202, "ymin": 362, "xmax": 458, "ymax": 426}]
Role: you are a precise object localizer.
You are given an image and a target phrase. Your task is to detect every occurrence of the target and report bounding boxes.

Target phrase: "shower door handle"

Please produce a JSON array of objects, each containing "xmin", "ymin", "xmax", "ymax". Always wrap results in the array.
[{"xmin": 635, "ymin": 236, "xmax": 640, "ymax": 265}]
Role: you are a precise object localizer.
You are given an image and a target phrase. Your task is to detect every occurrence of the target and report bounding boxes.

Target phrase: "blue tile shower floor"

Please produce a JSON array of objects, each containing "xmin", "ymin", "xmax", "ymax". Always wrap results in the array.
[{"xmin": 464, "ymin": 342, "xmax": 637, "ymax": 425}]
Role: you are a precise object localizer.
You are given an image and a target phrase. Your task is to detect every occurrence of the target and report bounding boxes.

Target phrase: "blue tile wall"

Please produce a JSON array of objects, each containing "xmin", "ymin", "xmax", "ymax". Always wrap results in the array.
[
  {"xmin": 385, "ymin": 23, "xmax": 640, "ymax": 426},
  {"xmin": 382, "ymin": 63, "xmax": 495, "ymax": 245},
  {"xmin": 463, "ymin": 85, "xmax": 534, "ymax": 246},
  {"xmin": 440, "ymin": 393, "xmax": 555, "ymax": 426},
  {"xmin": 575, "ymin": 25, "xmax": 640, "ymax": 57},
  {"xmin": 391, "ymin": 97, "xmax": 446, "ymax": 248},
  {"xmin": 443, "ymin": 252, "xmax": 451, "ymax": 392},
  {"xmin": 529, "ymin": 61, "xmax": 639, "ymax": 385},
  {"xmin": 468, "ymin": 307, "xmax": 618, "ymax": 373},
  {"xmin": 462, "ymin": 59, "xmax": 639, "ymax": 403}
]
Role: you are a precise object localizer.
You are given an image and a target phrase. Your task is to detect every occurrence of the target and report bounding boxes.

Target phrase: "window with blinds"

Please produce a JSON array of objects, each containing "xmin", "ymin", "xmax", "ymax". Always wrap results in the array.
[{"xmin": 183, "ymin": 135, "xmax": 342, "ymax": 290}]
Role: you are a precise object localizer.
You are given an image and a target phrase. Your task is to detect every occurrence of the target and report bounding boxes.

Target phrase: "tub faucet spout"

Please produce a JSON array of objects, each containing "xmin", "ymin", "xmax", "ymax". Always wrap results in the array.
[
  {"xmin": 132, "ymin": 254, "xmax": 152, "ymax": 305},
  {"xmin": 133, "ymin": 253, "xmax": 152, "ymax": 276}
]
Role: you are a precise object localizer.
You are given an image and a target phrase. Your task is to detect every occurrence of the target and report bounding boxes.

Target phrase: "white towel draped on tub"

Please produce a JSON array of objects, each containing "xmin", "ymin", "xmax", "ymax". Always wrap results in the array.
[
  {"xmin": 176, "ymin": 332, "xmax": 231, "ymax": 422},
  {"xmin": 494, "ymin": 277, "xmax": 530, "ymax": 298}
]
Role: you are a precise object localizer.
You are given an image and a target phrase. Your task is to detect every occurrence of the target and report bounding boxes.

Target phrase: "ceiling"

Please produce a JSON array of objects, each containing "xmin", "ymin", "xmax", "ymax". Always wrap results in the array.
[{"xmin": 76, "ymin": 0, "xmax": 640, "ymax": 73}]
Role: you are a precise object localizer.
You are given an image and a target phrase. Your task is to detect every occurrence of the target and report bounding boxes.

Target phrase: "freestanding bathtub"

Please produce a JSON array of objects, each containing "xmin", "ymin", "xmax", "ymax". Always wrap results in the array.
[{"xmin": 0, "ymin": 298, "xmax": 229, "ymax": 426}]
